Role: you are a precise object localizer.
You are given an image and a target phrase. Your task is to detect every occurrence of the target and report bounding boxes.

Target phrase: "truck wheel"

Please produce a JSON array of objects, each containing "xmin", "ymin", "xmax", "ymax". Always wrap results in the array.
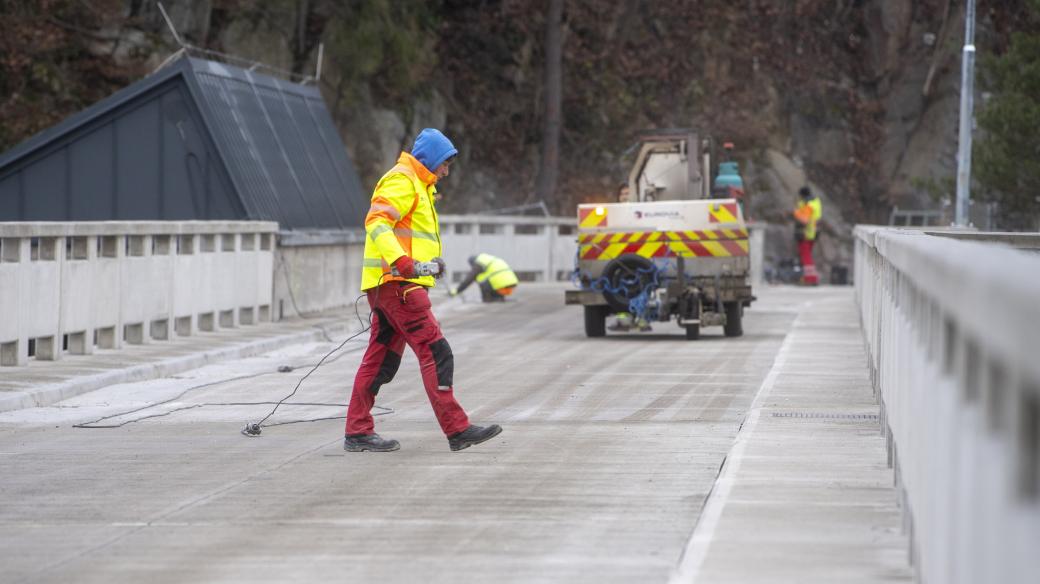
[
  {"xmin": 584, "ymin": 305, "xmax": 609, "ymax": 338},
  {"xmin": 724, "ymin": 302, "xmax": 743, "ymax": 337},
  {"xmin": 685, "ymin": 324, "xmax": 700, "ymax": 340}
]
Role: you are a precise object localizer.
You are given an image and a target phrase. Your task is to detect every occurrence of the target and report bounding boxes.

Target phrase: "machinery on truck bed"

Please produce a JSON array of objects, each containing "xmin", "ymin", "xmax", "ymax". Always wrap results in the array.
[{"xmin": 565, "ymin": 130, "xmax": 753, "ymax": 340}]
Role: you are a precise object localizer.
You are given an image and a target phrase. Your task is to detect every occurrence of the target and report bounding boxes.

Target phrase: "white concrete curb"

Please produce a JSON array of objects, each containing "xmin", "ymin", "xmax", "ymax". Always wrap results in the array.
[{"xmin": 0, "ymin": 322, "xmax": 352, "ymax": 414}]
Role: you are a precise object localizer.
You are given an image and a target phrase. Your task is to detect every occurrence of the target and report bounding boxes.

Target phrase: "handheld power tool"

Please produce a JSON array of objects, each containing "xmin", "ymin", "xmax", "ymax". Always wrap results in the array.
[{"xmin": 391, "ymin": 258, "xmax": 443, "ymax": 277}]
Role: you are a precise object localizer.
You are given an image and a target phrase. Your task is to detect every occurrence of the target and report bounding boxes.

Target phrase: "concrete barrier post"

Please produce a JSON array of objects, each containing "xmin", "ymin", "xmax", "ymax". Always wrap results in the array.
[
  {"xmin": 0, "ymin": 237, "xmax": 30, "ymax": 366},
  {"xmin": 748, "ymin": 224, "xmax": 765, "ymax": 291},
  {"xmin": 546, "ymin": 221, "xmax": 556, "ymax": 282}
]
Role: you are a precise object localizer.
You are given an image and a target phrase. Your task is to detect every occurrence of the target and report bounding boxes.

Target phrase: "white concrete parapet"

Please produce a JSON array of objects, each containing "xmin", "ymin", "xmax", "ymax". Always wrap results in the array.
[
  {"xmin": 273, "ymin": 229, "xmax": 365, "ymax": 318},
  {"xmin": 269, "ymin": 215, "xmax": 766, "ymax": 316},
  {"xmin": 268, "ymin": 216, "xmax": 578, "ymax": 318},
  {"xmin": 854, "ymin": 225, "xmax": 1040, "ymax": 583},
  {"xmin": 438, "ymin": 214, "xmax": 577, "ymax": 283},
  {"xmin": 439, "ymin": 215, "xmax": 767, "ymax": 288},
  {"xmin": 0, "ymin": 221, "xmax": 276, "ymax": 367}
]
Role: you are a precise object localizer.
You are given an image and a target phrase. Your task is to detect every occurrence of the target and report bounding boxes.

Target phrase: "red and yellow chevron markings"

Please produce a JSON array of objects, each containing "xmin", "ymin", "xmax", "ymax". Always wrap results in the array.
[
  {"xmin": 578, "ymin": 206, "xmax": 608, "ymax": 229},
  {"xmin": 578, "ymin": 228, "xmax": 749, "ymax": 260},
  {"xmin": 709, "ymin": 202, "xmax": 739, "ymax": 223}
]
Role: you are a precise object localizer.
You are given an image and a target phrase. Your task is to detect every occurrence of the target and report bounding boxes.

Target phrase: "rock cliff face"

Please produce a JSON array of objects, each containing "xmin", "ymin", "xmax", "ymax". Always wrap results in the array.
[
  {"xmin": 1, "ymin": 0, "xmax": 1025, "ymax": 279},
  {"xmin": 737, "ymin": 0, "xmax": 969, "ymax": 276}
]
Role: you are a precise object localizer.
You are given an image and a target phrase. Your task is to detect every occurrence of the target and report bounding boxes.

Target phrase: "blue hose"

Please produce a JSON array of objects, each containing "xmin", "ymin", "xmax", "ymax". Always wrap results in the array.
[{"xmin": 574, "ymin": 260, "xmax": 665, "ymax": 322}]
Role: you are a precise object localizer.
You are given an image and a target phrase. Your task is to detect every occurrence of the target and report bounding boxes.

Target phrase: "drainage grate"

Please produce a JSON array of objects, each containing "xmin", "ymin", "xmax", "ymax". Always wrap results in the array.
[{"xmin": 772, "ymin": 411, "xmax": 880, "ymax": 421}]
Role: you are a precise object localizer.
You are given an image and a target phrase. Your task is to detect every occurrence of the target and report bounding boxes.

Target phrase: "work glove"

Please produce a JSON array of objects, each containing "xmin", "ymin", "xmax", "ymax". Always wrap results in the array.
[
  {"xmin": 431, "ymin": 257, "xmax": 446, "ymax": 279},
  {"xmin": 392, "ymin": 256, "xmax": 416, "ymax": 279}
]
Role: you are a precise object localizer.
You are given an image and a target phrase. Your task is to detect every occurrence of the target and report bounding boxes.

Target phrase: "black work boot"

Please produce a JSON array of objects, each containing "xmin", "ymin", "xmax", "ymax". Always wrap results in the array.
[
  {"xmin": 448, "ymin": 424, "xmax": 503, "ymax": 452},
  {"xmin": 344, "ymin": 433, "xmax": 400, "ymax": 452}
]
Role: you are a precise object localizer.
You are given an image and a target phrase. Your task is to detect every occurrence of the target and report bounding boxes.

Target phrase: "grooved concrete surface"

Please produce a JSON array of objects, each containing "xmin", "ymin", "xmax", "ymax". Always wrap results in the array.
[
  {"xmin": 679, "ymin": 289, "xmax": 912, "ymax": 583},
  {"xmin": 0, "ymin": 284, "xmax": 910, "ymax": 583}
]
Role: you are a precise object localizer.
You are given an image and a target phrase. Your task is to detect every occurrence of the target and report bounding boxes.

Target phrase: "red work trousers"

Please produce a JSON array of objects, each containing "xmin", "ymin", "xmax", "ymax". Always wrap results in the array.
[
  {"xmin": 345, "ymin": 282, "xmax": 470, "ymax": 437},
  {"xmin": 798, "ymin": 239, "xmax": 819, "ymax": 285}
]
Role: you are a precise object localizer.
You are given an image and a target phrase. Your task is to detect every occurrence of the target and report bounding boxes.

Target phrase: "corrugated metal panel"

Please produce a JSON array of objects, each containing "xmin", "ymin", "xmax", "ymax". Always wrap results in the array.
[
  {"xmin": 115, "ymin": 100, "xmax": 161, "ymax": 219},
  {"xmin": 305, "ymin": 96, "xmax": 368, "ymax": 225},
  {"xmin": 160, "ymin": 90, "xmax": 199, "ymax": 218},
  {"xmin": 260, "ymin": 87, "xmax": 344, "ymax": 226},
  {"xmin": 188, "ymin": 59, "xmax": 364, "ymax": 229},
  {"xmin": 69, "ymin": 126, "xmax": 115, "ymax": 220},
  {"xmin": 193, "ymin": 70, "xmax": 292, "ymax": 224},
  {"xmin": 0, "ymin": 55, "xmax": 366, "ymax": 229},
  {"xmin": 0, "ymin": 65, "xmax": 243, "ymax": 223},
  {"xmin": 23, "ymin": 151, "xmax": 66, "ymax": 220}
]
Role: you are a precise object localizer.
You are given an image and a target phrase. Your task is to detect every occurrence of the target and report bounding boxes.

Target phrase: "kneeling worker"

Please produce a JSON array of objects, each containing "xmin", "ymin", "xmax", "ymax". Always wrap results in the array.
[
  {"xmin": 344, "ymin": 128, "xmax": 502, "ymax": 453},
  {"xmin": 449, "ymin": 253, "xmax": 518, "ymax": 302}
]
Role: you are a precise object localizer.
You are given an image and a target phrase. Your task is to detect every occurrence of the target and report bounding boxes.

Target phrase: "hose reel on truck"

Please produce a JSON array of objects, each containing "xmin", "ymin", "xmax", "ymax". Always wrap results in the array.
[{"xmin": 600, "ymin": 254, "xmax": 657, "ymax": 313}]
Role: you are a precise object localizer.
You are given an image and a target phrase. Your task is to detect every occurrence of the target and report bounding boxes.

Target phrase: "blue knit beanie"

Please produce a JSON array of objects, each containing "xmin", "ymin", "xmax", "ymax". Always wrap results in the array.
[{"xmin": 410, "ymin": 128, "xmax": 458, "ymax": 172}]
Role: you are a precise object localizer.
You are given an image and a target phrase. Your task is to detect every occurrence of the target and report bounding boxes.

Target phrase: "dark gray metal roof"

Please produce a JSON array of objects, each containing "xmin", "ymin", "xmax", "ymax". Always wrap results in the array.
[{"xmin": 0, "ymin": 55, "xmax": 366, "ymax": 229}]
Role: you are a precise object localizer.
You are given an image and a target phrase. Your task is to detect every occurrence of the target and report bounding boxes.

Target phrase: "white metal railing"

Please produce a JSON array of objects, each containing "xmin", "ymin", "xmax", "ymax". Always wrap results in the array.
[
  {"xmin": 0, "ymin": 221, "xmax": 276, "ymax": 366},
  {"xmin": 854, "ymin": 225, "xmax": 1040, "ymax": 583}
]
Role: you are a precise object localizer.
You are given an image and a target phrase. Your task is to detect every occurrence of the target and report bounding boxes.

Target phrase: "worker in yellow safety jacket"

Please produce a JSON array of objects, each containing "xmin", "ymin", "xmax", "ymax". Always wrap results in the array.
[
  {"xmin": 449, "ymin": 253, "xmax": 518, "ymax": 302},
  {"xmin": 793, "ymin": 186, "xmax": 823, "ymax": 285},
  {"xmin": 345, "ymin": 128, "xmax": 502, "ymax": 453}
]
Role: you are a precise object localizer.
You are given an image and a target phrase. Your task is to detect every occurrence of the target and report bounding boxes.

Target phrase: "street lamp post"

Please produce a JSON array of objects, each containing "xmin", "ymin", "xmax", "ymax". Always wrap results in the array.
[{"xmin": 955, "ymin": 0, "xmax": 977, "ymax": 227}]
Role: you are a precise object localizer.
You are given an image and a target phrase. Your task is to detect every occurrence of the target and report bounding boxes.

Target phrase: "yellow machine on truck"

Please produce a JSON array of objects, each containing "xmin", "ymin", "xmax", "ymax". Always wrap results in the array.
[{"xmin": 565, "ymin": 130, "xmax": 753, "ymax": 340}]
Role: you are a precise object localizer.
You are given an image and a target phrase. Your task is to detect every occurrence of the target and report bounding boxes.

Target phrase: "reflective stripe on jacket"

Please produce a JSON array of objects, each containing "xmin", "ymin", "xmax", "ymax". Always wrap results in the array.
[
  {"xmin": 473, "ymin": 253, "xmax": 518, "ymax": 291},
  {"xmin": 795, "ymin": 197, "xmax": 823, "ymax": 241},
  {"xmin": 361, "ymin": 152, "xmax": 442, "ymax": 290}
]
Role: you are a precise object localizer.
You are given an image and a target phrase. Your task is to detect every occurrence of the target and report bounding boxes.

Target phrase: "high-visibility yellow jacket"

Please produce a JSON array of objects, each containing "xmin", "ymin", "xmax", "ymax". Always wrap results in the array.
[
  {"xmin": 361, "ymin": 152, "xmax": 442, "ymax": 290},
  {"xmin": 794, "ymin": 197, "xmax": 823, "ymax": 241},
  {"xmin": 473, "ymin": 253, "xmax": 518, "ymax": 291}
]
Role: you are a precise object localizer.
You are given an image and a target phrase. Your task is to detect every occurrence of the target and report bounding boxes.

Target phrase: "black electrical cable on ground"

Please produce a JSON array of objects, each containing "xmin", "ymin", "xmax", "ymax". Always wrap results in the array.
[
  {"xmin": 73, "ymin": 372, "xmax": 273, "ymax": 429},
  {"xmin": 74, "ymin": 288, "xmax": 390, "ymax": 433},
  {"xmin": 242, "ymin": 273, "xmax": 395, "ymax": 436},
  {"xmin": 246, "ymin": 310, "xmax": 369, "ymax": 433},
  {"xmin": 74, "ymin": 400, "xmax": 392, "ymax": 430}
]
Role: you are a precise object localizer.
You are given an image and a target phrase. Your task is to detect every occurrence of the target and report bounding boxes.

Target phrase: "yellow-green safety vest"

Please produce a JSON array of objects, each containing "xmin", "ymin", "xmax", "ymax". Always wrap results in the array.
[
  {"xmin": 360, "ymin": 152, "xmax": 443, "ymax": 290},
  {"xmin": 797, "ymin": 197, "xmax": 823, "ymax": 241},
  {"xmin": 473, "ymin": 253, "xmax": 518, "ymax": 291}
]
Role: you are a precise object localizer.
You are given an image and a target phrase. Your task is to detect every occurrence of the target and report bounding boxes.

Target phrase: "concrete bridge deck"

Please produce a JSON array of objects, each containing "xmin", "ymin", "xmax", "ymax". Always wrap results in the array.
[{"xmin": 0, "ymin": 284, "xmax": 910, "ymax": 583}]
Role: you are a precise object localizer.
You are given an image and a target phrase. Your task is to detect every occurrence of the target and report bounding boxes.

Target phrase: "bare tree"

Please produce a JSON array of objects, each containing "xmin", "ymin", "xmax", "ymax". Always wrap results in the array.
[
  {"xmin": 287, "ymin": 0, "xmax": 330, "ymax": 77},
  {"xmin": 534, "ymin": 0, "xmax": 563, "ymax": 205}
]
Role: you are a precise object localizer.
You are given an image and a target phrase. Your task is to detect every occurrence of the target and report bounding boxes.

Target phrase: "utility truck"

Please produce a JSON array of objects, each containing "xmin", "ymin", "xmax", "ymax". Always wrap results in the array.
[{"xmin": 565, "ymin": 130, "xmax": 753, "ymax": 339}]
